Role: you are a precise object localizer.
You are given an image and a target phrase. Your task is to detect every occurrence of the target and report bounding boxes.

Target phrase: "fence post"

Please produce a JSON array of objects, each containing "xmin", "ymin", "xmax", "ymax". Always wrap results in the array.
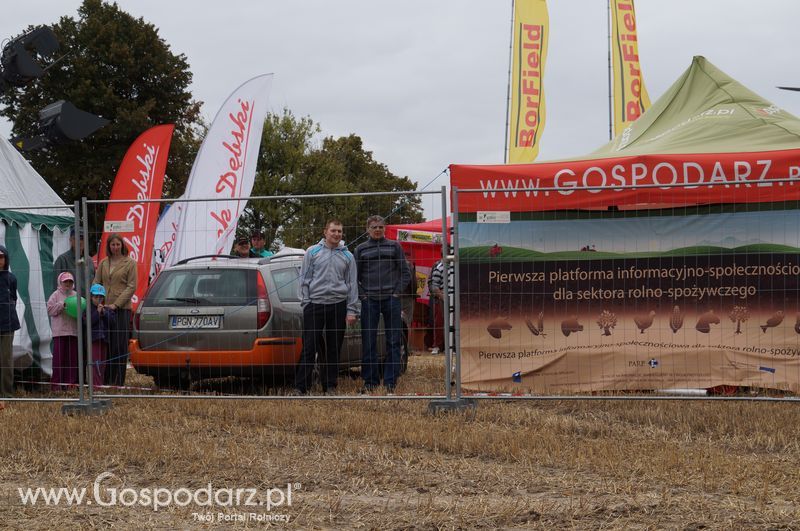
[
  {"xmin": 62, "ymin": 197, "xmax": 111, "ymax": 415},
  {"xmin": 441, "ymin": 186, "xmax": 452, "ymax": 401},
  {"xmin": 428, "ymin": 186, "xmax": 476, "ymax": 414},
  {"xmin": 452, "ymin": 187, "xmax": 464, "ymax": 402},
  {"xmin": 75, "ymin": 201, "xmax": 85, "ymax": 404}
]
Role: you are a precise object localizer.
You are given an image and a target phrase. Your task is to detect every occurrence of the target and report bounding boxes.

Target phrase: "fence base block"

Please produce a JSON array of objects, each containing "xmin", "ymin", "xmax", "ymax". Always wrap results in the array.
[
  {"xmin": 427, "ymin": 398, "xmax": 477, "ymax": 415},
  {"xmin": 61, "ymin": 399, "xmax": 112, "ymax": 416}
]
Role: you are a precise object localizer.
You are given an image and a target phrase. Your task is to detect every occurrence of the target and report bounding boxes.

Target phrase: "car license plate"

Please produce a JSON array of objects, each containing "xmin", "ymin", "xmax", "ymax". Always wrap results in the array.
[{"xmin": 171, "ymin": 315, "xmax": 222, "ymax": 329}]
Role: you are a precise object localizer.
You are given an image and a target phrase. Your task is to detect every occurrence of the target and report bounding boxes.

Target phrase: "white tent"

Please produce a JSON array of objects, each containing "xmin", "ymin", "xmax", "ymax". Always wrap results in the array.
[{"xmin": 0, "ymin": 135, "xmax": 73, "ymax": 376}]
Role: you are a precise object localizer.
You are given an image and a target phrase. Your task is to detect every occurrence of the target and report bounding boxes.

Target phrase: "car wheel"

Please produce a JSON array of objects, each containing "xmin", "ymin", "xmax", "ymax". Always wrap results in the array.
[{"xmin": 153, "ymin": 369, "xmax": 191, "ymax": 391}]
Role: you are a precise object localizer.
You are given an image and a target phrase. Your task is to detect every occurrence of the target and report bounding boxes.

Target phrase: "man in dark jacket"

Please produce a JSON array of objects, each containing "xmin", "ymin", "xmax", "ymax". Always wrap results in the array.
[
  {"xmin": 355, "ymin": 215, "xmax": 411, "ymax": 392},
  {"xmin": 0, "ymin": 244, "xmax": 21, "ymax": 398},
  {"xmin": 53, "ymin": 227, "xmax": 95, "ymax": 293}
]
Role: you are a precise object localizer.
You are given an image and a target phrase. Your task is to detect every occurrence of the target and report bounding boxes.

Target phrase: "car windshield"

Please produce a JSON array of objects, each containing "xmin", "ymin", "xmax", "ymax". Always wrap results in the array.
[{"xmin": 145, "ymin": 268, "xmax": 256, "ymax": 307}]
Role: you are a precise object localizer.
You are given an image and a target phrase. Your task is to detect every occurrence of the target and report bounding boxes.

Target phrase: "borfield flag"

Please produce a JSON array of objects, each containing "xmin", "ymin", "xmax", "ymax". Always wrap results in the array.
[
  {"xmin": 98, "ymin": 124, "xmax": 174, "ymax": 309},
  {"xmin": 170, "ymin": 74, "xmax": 273, "ymax": 264},
  {"xmin": 507, "ymin": 0, "xmax": 549, "ymax": 164},
  {"xmin": 611, "ymin": 0, "xmax": 650, "ymax": 137}
]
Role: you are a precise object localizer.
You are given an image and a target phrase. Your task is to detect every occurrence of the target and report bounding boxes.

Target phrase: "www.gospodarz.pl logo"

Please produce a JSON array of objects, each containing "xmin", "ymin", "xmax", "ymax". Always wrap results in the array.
[{"xmin": 16, "ymin": 472, "xmax": 298, "ymax": 512}]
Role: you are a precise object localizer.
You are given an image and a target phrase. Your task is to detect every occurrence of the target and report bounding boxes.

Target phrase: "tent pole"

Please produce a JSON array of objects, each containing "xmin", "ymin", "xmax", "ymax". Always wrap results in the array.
[{"xmin": 503, "ymin": 0, "xmax": 515, "ymax": 163}]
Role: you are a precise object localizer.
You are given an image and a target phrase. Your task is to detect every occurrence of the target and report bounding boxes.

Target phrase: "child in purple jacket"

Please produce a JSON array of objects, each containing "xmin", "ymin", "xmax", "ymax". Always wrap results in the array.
[{"xmin": 86, "ymin": 284, "xmax": 115, "ymax": 388}]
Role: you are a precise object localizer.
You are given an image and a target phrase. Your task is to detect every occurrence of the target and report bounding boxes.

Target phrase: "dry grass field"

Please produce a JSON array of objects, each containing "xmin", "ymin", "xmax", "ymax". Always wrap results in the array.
[{"xmin": 1, "ymin": 354, "xmax": 799, "ymax": 530}]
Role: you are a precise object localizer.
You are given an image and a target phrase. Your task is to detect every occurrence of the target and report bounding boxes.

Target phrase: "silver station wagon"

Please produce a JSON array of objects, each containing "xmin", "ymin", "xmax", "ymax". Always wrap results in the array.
[{"xmin": 130, "ymin": 249, "xmax": 384, "ymax": 389}]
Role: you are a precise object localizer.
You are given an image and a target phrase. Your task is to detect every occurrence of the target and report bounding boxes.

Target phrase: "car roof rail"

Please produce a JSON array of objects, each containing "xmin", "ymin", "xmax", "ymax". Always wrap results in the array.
[
  {"xmin": 175, "ymin": 254, "xmax": 242, "ymax": 265},
  {"xmin": 257, "ymin": 252, "xmax": 305, "ymax": 265}
]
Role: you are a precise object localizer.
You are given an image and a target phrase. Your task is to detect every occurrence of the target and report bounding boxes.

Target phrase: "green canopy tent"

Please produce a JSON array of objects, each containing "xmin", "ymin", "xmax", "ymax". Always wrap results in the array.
[
  {"xmin": 596, "ymin": 56, "xmax": 800, "ymax": 157},
  {"xmin": 452, "ymin": 55, "xmax": 800, "ymax": 211},
  {"xmin": 0, "ymin": 135, "xmax": 73, "ymax": 377}
]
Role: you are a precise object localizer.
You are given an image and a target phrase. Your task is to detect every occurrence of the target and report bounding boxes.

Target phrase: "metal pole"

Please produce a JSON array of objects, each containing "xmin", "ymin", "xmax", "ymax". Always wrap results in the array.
[
  {"xmin": 503, "ymin": 0, "xmax": 515, "ymax": 163},
  {"xmin": 607, "ymin": 0, "xmax": 614, "ymax": 140},
  {"xmin": 87, "ymin": 189, "xmax": 444, "ymax": 205},
  {"xmin": 81, "ymin": 198, "xmax": 94, "ymax": 403},
  {"xmin": 440, "ymin": 186, "xmax": 451, "ymax": 400},
  {"xmin": 62, "ymin": 197, "xmax": 110, "ymax": 414},
  {"xmin": 63, "ymin": 199, "xmax": 113, "ymax": 415},
  {"xmin": 427, "ymin": 187, "xmax": 476, "ymax": 414},
  {"xmin": 73, "ymin": 201, "xmax": 85, "ymax": 404},
  {"xmin": 452, "ymin": 187, "xmax": 463, "ymax": 400}
]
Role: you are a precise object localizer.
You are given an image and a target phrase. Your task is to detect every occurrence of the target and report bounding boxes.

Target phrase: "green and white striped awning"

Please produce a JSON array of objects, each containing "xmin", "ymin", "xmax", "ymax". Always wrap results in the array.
[{"xmin": 0, "ymin": 220, "xmax": 73, "ymax": 376}]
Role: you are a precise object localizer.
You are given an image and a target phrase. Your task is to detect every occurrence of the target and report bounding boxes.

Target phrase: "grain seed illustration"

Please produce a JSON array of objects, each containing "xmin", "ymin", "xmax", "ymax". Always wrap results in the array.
[
  {"xmin": 669, "ymin": 305, "xmax": 684, "ymax": 333},
  {"xmin": 695, "ymin": 310, "xmax": 720, "ymax": 334},
  {"xmin": 761, "ymin": 310, "xmax": 784, "ymax": 333},
  {"xmin": 561, "ymin": 316, "xmax": 584, "ymax": 337},
  {"xmin": 633, "ymin": 310, "xmax": 656, "ymax": 334},
  {"xmin": 597, "ymin": 310, "xmax": 617, "ymax": 336},
  {"xmin": 487, "ymin": 317, "xmax": 512, "ymax": 339},
  {"xmin": 728, "ymin": 305, "xmax": 750, "ymax": 335},
  {"xmin": 525, "ymin": 312, "xmax": 546, "ymax": 337}
]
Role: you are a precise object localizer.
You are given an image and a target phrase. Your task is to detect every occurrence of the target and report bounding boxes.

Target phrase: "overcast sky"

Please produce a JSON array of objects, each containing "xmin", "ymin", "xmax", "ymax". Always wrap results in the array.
[{"xmin": 1, "ymin": 1, "xmax": 798, "ymax": 219}]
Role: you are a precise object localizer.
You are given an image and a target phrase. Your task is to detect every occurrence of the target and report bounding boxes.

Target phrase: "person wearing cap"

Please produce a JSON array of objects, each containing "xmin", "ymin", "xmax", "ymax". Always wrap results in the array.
[
  {"xmin": 47, "ymin": 272, "xmax": 79, "ymax": 390},
  {"xmin": 93, "ymin": 233, "xmax": 137, "ymax": 386},
  {"xmin": 249, "ymin": 231, "xmax": 273, "ymax": 258},
  {"xmin": 232, "ymin": 237, "xmax": 251, "ymax": 258},
  {"xmin": 85, "ymin": 284, "xmax": 114, "ymax": 387},
  {"xmin": 0, "ymin": 245, "xmax": 20, "ymax": 400},
  {"xmin": 53, "ymin": 227, "xmax": 95, "ymax": 294}
]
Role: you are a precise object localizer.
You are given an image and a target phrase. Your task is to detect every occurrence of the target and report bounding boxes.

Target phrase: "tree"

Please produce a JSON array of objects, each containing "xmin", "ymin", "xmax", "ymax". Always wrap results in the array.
[
  {"xmin": 237, "ymin": 109, "xmax": 423, "ymax": 251},
  {"xmin": 597, "ymin": 310, "xmax": 617, "ymax": 336},
  {"xmin": 0, "ymin": 0, "xmax": 203, "ymax": 207},
  {"xmin": 729, "ymin": 305, "xmax": 749, "ymax": 335}
]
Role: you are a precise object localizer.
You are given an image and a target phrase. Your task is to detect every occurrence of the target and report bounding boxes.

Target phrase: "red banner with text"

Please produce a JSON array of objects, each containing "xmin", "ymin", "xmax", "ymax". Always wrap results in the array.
[
  {"xmin": 98, "ymin": 124, "xmax": 174, "ymax": 309},
  {"xmin": 451, "ymin": 149, "xmax": 800, "ymax": 212}
]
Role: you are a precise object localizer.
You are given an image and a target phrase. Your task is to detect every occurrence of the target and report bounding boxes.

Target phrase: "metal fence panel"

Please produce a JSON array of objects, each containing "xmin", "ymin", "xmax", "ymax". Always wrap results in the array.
[
  {"xmin": 453, "ymin": 181, "xmax": 800, "ymax": 402},
  {"xmin": 77, "ymin": 189, "xmax": 450, "ymax": 403}
]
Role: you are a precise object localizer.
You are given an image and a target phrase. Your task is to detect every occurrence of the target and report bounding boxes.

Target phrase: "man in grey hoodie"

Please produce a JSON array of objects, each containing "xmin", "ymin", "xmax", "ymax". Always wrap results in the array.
[{"xmin": 293, "ymin": 219, "xmax": 359, "ymax": 394}]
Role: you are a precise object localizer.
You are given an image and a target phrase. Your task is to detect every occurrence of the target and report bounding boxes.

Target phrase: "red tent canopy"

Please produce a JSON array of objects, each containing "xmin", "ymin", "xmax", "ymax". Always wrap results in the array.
[
  {"xmin": 386, "ymin": 217, "xmax": 451, "ymax": 235},
  {"xmin": 385, "ymin": 217, "xmax": 450, "ymax": 269}
]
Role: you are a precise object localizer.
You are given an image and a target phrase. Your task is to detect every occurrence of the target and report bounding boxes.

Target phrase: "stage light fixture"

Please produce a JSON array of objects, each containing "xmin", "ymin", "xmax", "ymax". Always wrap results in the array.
[
  {"xmin": 11, "ymin": 100, "xmax": 109, "ymax": 151},
  {"xmin": 0, "ymin": 26, "xmax": 59, "ymax": 91}
]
